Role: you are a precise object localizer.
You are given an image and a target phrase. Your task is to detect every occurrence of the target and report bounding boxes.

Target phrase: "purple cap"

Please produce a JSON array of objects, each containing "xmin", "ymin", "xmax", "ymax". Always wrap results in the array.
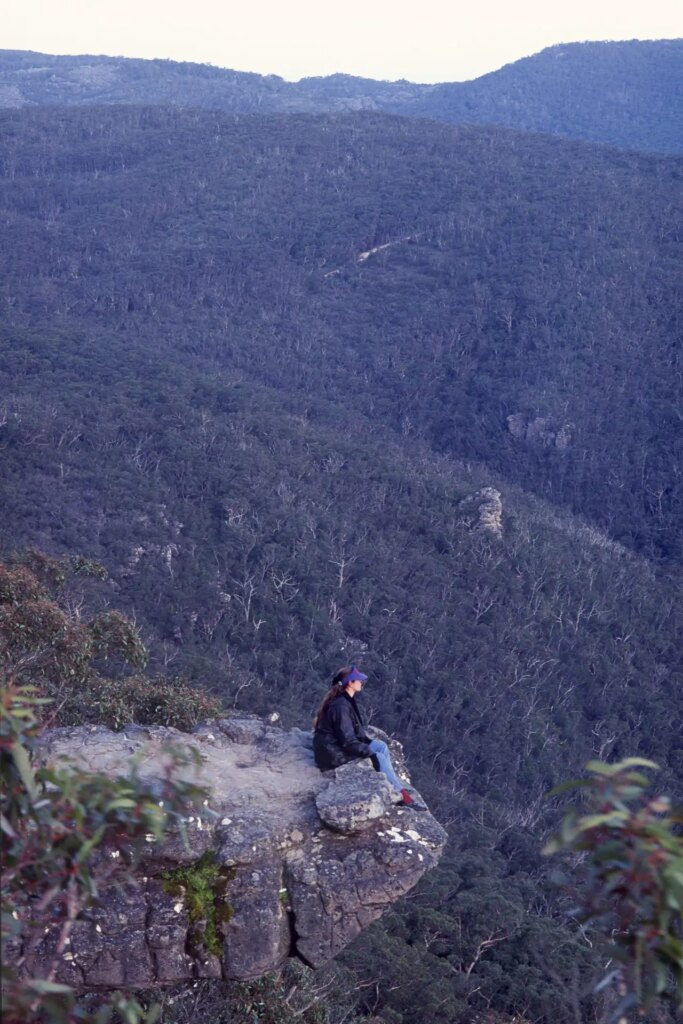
[{"xmin": 342, "ymin": 666, "xmax": 368, "ymax": 685}]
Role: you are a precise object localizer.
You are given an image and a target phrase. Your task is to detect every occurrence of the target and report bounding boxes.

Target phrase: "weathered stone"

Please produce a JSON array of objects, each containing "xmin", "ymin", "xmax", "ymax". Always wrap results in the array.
[
  {"xmin": 459, "ymin": 486, "xmax": 503, "ymax": 538},
  {"xmin": 315, "ymin": 760, "xmax": 395, "ymax": 832},
  {"xmin": 17, "ymin": 716, "xmax": 447, "ymax": 991},
  {"xmin": 506, "ymin": 412, "xmax": 527, "ymax": 438},
  {"xmin": 286, "ymin": 809, "xmax": 446, "ymax": 966},
  {"xmin": 221, "ymin": 858, "xmax": 291, "ymax": 980},
  {"xmin": 215, "ymin": 716, "xmax": 266, "ymax": 744},
  {"xmin": 506, "ymin": 411, "xmax": 574, "ymax": 450}
]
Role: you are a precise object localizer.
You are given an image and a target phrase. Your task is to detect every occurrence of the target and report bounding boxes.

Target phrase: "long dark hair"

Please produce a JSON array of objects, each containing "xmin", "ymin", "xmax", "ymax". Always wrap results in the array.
[{"xmin": 312, "ymin": 666, "xmax": 351, "ymax": 729}]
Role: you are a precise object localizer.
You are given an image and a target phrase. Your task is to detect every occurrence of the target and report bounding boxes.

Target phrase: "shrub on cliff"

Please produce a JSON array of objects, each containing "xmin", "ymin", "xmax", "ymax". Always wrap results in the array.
[
  {"xmin": 0, "ymin": 549, "xmax": 219, "ymax": 1022},
  {"xmin": 0, "ymin": 550, "xmax": 222, "ymax": 730}
]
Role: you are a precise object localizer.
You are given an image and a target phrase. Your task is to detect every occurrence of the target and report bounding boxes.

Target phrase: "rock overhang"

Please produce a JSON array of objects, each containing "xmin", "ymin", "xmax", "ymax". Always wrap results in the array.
[{"xmin": 21, "ymin": 716, "xmax": 447, "ymax": 988}]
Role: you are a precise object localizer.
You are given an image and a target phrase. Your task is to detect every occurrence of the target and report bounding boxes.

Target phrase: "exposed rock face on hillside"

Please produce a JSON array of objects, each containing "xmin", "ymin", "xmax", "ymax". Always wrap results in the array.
[
  {"xmin": 507, "ymin": 412, "xmax": 573, "ymax": 450},
  {"xmin": 16, "ymin": 718, "xmax": 446, "ymax": 990},
  {"xmin": 459, "ymin": 487, "xmax": 503, "ymax": 539}
]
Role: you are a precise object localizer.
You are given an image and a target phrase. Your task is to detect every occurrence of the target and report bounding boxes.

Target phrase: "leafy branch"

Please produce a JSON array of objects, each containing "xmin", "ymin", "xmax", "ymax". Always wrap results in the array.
[{"xmin": 544, "ymin": 758, "xmax": 683, "ymax": 1022}]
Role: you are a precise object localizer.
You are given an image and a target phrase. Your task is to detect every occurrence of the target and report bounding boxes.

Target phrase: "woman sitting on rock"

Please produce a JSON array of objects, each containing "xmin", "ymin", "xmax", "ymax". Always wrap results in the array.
[{"xmin": 313, "ymin": 665, "xmax": 422, "ymax": 808}]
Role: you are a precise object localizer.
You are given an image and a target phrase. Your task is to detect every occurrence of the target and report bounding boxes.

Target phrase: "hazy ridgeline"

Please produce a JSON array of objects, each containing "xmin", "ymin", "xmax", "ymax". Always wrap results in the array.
[
  {"xmin": 1, "ymin": 39, "xmax": 682, "ymax": 153},
  {"xmin": 0, "ymin": 71, "xmax": 681, "ymax": 1024}
]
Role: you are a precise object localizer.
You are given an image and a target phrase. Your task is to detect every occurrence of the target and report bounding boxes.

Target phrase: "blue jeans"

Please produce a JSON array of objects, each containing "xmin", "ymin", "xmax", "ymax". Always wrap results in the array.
[{"xmin": 368, "ymin": 739, "xmax": 403, "ymax": 792}]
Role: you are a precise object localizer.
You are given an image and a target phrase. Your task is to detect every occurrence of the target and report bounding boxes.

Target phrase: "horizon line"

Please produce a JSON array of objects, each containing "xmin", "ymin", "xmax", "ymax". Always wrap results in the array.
[{"xmin": 1, "ymin": 36, "xmax": 681, "ymax": 87}]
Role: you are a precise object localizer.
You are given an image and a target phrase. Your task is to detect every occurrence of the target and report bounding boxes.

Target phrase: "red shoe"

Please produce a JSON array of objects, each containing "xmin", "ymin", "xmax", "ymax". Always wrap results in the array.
[{"xmin": 400, "ymin": 788, "xmax": 427, "ymax": 811}]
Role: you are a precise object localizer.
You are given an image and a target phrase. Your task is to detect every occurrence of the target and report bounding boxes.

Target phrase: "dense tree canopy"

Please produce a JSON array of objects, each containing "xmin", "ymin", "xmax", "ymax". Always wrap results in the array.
[{"xmin": 0, "ymin": 108, "xmax": 680, "ymax": 561}]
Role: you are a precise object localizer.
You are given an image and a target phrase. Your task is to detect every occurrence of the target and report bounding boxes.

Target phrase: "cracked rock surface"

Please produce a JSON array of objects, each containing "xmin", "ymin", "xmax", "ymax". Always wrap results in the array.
[{"xmin": 17, "ymin": 717, "xmax": 446, "ymax": 989}]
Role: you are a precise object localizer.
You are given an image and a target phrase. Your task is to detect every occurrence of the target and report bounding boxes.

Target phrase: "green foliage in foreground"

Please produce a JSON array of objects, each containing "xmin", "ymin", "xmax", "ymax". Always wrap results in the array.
[
  {"xmin": 0, "ymin": 682, "xmax": 206, "ymax": 1023},
  {"xmin": 545, "ymin": 759, "xmax": 683, "ymax": 1021},
  {"xmin": 0, "ymin": 555, "xmax": 218, "ymax": 1023}
]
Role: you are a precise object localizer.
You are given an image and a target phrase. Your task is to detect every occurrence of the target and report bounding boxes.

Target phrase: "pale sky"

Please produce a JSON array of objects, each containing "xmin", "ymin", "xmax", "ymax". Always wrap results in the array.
[{"xmin": 3, "ymin": 0, "xmax": 682, "ymax": 83}]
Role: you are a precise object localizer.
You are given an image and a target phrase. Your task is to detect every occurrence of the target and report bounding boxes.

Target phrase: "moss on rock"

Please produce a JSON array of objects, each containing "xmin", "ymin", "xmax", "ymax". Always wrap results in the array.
[{"xmin": 162, "ymin": 852, "xmax": 235, "ymax": 957}]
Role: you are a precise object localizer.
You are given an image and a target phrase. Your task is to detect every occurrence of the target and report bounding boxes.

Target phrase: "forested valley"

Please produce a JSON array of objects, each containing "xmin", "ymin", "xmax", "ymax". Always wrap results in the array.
[{"xmin": 1, "ymin": 96, "xmax": 681, "ymax": 1024}]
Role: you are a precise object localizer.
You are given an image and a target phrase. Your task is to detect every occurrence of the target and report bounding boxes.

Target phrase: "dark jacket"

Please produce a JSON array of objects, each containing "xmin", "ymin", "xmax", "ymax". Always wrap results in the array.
[{"xmin": 313, "ymin": 692, "xmax": 372, "ymax": 771}]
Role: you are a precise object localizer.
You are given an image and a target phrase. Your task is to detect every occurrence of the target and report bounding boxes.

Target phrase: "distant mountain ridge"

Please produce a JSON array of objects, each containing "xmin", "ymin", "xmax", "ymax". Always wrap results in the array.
[{"xmin": 0, "ymin": 39, "xmax": 681, "ymax": 152}]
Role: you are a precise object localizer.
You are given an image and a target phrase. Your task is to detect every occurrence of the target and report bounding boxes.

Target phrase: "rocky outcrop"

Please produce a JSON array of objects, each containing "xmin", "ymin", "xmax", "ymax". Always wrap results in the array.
[
  {"xmin": 459, "ymin": 487, "xmax": 503, "ymax": 539},
  {"xmin": 17, "ymin": 718, "xmax": 446, "ymax": 990},
  {"xmin": 506, "ymin": 412, "xmax": 574, "ymax": 449}
]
